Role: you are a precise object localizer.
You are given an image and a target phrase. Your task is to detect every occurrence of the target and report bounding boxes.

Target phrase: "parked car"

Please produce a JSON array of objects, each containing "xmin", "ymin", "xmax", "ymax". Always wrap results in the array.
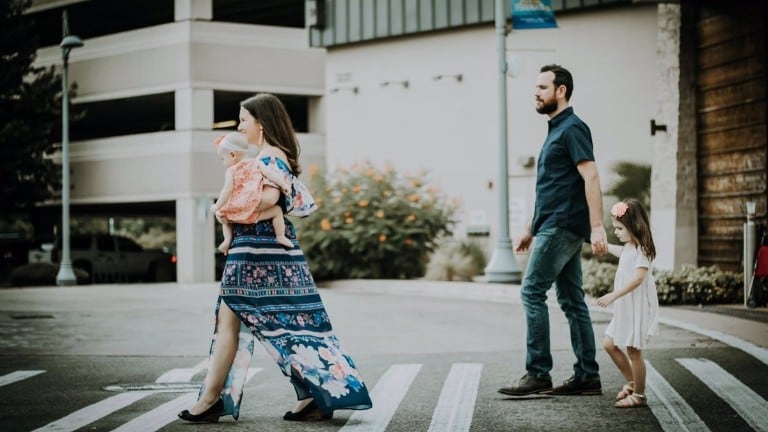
[{"xmin": 39, "ymin": 233, "xmax": 176, "ymax": 283}]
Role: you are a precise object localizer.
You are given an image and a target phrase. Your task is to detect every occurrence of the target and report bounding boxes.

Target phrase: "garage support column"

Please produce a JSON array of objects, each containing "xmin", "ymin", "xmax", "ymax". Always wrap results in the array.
[
  {"xmin": 651, "ymin": 4, "xmax": 698, "ymax": 271},
  {"xmin": 174, "ymin": 0, "xmax": 212, "ymax": 21},
  {"xmin": 176, "ymin": 197, "xmax": 215, "ymax": 283}
]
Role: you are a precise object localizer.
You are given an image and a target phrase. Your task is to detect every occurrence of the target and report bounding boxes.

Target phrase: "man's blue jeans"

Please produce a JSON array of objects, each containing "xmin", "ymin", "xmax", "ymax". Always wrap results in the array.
[{"xmin": 521, "ymin": 227, "xmax": 599, "ymax": 380}]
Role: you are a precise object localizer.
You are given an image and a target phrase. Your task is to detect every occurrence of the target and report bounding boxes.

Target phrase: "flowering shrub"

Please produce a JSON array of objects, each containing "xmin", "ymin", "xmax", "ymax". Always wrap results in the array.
[
  {"xmin": 581, "ymin": 259, "xmax": 743, "ymax": 305},
  {"xmin": 294, "ymin": 162, "xmax": 457, "ymax": 281}
]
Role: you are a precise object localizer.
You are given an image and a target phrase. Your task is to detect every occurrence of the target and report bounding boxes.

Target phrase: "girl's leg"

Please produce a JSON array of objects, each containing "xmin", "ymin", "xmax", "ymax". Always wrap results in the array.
[
  {"xmin": 261, "ymin": 206, "xmax": 293, "ymax": 248},
  {"xmin": 188, "ymin": 302, "xmax": 240, "ymax": 414},
  {"xmin": 603, "ymin": 336, "xmax": 633, "ymax": 383},
  {"xmin": 626, "ymin": 347, "xmax": 646, "ymax": 395},
  {"xmin": 218, "ymin": 223, "xmax": 233, "ymax": 254}
]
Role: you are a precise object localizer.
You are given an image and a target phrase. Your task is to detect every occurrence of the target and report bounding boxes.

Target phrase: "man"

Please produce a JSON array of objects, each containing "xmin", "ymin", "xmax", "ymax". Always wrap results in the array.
[{"xmin": 498, "ymin": 64, "xmax": 608, "ymax": 397}]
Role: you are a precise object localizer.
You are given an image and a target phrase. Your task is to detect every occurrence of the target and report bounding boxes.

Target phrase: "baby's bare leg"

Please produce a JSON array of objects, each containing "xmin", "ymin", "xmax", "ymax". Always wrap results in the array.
[
  {"xmin": 259, "ymin": 205, "xmax": 293, "ymax": 248},
  {"xmin": 218, "ymin": 223, "xmax": 233, "ymax": 254}
]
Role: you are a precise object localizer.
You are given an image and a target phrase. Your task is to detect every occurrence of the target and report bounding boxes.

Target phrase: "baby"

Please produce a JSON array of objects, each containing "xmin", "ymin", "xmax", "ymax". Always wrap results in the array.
[{"xmin": 211, "ymin": 132, "xmax": 293, "ymax": 253}]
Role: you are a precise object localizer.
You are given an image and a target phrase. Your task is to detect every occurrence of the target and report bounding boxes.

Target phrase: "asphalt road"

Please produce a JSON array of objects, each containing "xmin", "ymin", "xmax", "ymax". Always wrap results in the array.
[{"xmin": 1, "ymin": 282, "xmax": 766, "ymax": 432}]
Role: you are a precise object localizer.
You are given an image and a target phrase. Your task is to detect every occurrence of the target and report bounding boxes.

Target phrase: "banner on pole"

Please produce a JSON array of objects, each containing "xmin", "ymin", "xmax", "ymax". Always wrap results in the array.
[{"xmin": 511, "ymin": 0, "xmax": 558, "ymax": 29}]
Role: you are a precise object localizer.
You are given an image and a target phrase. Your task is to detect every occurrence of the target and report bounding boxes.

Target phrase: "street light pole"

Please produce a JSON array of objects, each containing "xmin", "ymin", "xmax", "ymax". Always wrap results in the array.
[
  {"xmin": 55, "ymin": 16, "xmax": 83, "ymax": 286},
  {"xmin": 484, "ymin": 0, "xmax": 522, "ymax": 283}
]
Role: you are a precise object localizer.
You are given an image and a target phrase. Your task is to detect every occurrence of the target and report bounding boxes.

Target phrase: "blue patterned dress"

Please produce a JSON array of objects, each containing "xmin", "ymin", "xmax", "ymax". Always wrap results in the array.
[{"xmin": 205, "ymin": 158, "xmax": 372, "ymax": 419}]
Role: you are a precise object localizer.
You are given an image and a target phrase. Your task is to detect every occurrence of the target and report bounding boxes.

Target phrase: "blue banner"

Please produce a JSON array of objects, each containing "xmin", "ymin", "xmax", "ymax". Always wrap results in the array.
[{"xmin": 511, "ymin": 0, "xmax": 558, "ymax": 29}]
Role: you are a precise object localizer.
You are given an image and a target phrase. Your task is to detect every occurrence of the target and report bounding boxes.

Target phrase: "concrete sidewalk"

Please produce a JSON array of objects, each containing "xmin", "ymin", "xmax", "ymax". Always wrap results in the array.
[{"xmin": 320, "ymin": 279, "xmax": 768, "ymax": 351}]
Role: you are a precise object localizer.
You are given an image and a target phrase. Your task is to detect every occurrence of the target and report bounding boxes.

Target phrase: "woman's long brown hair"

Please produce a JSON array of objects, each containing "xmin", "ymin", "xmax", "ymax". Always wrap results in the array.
[{"xmin": 241, "ymin": 94, "xmax": 302, "ymax": 176}]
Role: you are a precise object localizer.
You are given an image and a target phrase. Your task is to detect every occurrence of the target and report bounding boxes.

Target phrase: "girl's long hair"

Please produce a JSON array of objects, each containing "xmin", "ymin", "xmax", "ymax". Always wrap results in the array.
[
  {"xmin": 241, "ymin": 93, "xmax": 302, "ymax": 176},
  {"xmin": 616, "ymin": 198, "xmax": 656, "ymax": 261}
]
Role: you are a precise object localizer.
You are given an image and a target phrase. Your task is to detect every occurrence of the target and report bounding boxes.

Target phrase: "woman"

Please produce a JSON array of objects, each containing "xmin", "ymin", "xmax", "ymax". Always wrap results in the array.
[{"xmin": 178, "ymin": 93, "xmax": 372, "ymax": 423}]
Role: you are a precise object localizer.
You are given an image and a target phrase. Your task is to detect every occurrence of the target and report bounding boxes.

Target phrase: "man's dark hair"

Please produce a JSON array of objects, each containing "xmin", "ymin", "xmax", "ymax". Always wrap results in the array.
[{"xmin": 540, "ymin": 64, "xmax": 573, "ymax": 101}]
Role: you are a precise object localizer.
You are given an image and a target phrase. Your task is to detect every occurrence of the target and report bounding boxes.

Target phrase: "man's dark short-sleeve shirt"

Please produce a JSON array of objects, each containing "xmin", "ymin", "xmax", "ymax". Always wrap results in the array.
[{"xmin": 531, "ymin": 107, "xmax": 595, "ymax": 242}]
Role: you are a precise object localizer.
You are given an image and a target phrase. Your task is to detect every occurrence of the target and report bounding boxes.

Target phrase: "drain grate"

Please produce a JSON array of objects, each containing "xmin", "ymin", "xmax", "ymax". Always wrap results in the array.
[{"xmin": 10, "ymin": 314, "xmax": 55, "ymax": 320}]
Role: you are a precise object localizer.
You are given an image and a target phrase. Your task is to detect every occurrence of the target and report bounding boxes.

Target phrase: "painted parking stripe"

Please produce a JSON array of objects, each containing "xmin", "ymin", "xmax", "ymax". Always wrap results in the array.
[
  {"xmin": 109, "ymin": 368, "xmax": 262, "ymax": 432},
  {"xmin": 677, "ymin": 358, "xmax": 768, "ymax": 432},
  {"xmin": 645, "ymin": 361, "xmax": 710, "ymax": 432},
  {"xmin": 32, "ymin": 391, "xmax": 155, "ymax": 432},
  {"xmin": 0, "ymin": 370, "xmax": 45, "ymax": 387},
  {"xmin": 428, "ymin": 363, "xmax": 482, "ymax": 432},
  {"xmin": 340, "ymin": 364, "xmax": 423, "ymax": 432}
]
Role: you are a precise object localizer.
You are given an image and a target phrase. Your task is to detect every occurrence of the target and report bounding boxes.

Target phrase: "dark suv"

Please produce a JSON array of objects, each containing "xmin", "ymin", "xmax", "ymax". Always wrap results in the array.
[{"xmin": 50, "ymin": 234, "xmax": 176, "ymax": 283}]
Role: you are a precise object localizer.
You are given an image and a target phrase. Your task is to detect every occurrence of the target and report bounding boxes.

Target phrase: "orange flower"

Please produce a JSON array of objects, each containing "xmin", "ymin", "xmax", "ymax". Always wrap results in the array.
[
  {"xmin": 383, "ymin": 190, "xmax": 393, "ymax": 197},
  {"xmin": 408, "ymin": 194, "xmax": 420, "ymax": 202},
  {"xmin": 307, "ymin": 163, "xmax": 320, "ymax": 180},
  {"xmin": 410, "ymin": 179, "xmax": 422, "ymax": 188},
  {"xmin": 378, "ymin": 234, "xmax": 387, "ymax": 242},
  {"xmin": 358, "ymin": 200, "xmax": 369, "ymax": 207},
  {"xmin": 404, "ymin": 238, "xmax": 414, "ymax": 246},
  {"xmin": 320, "ymin": 218, "xmax": 332, "ymax": 231},
  {"xmin": 406, "ymin": 214, "xmax": 416, "ymax": 222},
  {"xmin": 375, "ymin": 210, "xmax": 385, "ymax": 218},
  {"xmin": 374, "ymin": 174, "xmax": 384, "ymax": 182},
  {"xmin": 345, "ymin": 217, "xmax": 354, "ymax": 224}
]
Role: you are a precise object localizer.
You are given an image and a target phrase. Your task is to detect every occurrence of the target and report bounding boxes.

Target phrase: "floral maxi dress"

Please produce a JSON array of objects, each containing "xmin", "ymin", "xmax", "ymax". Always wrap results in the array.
[{"xmin": 205, "ymin": 157, "xmax": 371, "ymax": 419}]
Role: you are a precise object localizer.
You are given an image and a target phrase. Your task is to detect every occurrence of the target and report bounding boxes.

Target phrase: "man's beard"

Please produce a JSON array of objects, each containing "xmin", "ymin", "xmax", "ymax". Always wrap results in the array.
[{"xmin": 536, "ymin": 98, "xmax": 558, "ymax": 115}]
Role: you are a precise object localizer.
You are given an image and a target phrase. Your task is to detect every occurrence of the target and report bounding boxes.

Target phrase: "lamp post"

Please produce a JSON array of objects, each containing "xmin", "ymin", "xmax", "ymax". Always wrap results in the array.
[
  {"xmin": 55, "ymin": 27, "xmax": 83, "ymax": 286},
  {"xmin": 484, "ymin": 0, "xmax": 522, "ymax": 283}
]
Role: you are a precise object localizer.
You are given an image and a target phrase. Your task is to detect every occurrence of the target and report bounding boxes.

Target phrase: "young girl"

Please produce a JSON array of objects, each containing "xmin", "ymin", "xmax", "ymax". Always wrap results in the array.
[
  {"xmin": 210, "ymin": 132, "xmax": 294, "ymax": 253},
  {"xmin": 597, "ymin": 198, "xmax": 659, "ymax": 408}
]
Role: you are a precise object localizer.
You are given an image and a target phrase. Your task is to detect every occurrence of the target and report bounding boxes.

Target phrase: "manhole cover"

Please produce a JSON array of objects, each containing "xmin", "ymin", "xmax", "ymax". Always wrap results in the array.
[{"xmin": 104, "ymin": 382, "xmax": 201, "ymax": 392}]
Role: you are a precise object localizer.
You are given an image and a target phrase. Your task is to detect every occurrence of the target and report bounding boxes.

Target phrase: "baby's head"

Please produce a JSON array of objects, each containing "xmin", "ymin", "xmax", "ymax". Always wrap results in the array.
[
  {"xmin": 215, "ymin": 132, "xmax": 249, "ymax": 156},
  {"xmin": 215, "ymin": 132, "xmax": 249, "ymax": 168}
]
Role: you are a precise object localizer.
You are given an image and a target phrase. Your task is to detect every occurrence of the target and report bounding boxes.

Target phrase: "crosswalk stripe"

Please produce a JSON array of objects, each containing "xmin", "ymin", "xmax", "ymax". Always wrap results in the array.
[
  {"xmin": 427, "ymin": 363, "xmax": 482, "ymax": 432},
  {"xmin": 340, "ymin": 364, "xmax": 423, "ymax": 432},
  {"xmin": 0, "ymin": 370, "xmax": 45, "ymax": 387},
  {"xmin": 108, "ymin": 368, "xmax": 262, "ymax": 432},
  {"xmin": 645, "ymin": 361, "xmax": 710, "ymax": 432},
  {"xmin": 659, "ymin": 317, "xmax": 768, "ymax": 366},
  {"xmin": 677, "ymin": 358, "xmax": 768, "ymax": 432},
  {"xmin": 155, "ymin": 368, "xmax": 205, "ymax": 383},
  {"xmin": 109, "ymin": 392, "xmax": 196, "ymax": 432},
  {"xmin": 31, "ymin": 391, "xmax": 155, "ymax": 432}
]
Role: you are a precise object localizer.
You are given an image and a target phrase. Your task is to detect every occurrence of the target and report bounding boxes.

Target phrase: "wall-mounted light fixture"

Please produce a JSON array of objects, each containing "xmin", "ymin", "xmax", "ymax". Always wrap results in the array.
[
  {"xmin": 330, "ymin": 86, "xmax": 359, "ymax": 94},
  {"xmin": 433, "ymin": 74, "xmax": 463, "ymax": 82},
  {"xmin": 380, "ymin": 80, "xmax": 409, "ymax": 88}
]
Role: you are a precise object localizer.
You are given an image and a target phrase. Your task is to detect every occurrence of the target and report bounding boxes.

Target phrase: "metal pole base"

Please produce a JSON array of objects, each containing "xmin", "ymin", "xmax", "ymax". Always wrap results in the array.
[
  {"xmin": 484, "ymin": 240, "xmax": 522, "ymax": 283},
  {"xmin": 56, "ymin": 261, "xmax": 78, "ymax": 286}
]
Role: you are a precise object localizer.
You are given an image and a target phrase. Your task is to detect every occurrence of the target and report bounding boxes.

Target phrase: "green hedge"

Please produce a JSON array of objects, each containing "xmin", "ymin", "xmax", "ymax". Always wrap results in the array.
[{"xmin": 582, "ymin": 259, "xmax": 743, "ymax": 305}]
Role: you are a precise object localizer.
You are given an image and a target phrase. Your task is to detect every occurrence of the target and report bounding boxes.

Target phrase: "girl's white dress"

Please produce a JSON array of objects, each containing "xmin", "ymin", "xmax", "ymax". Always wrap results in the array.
[{"xmin": 605, "ymin": 244, "xmax": 660, "ymax": 349}]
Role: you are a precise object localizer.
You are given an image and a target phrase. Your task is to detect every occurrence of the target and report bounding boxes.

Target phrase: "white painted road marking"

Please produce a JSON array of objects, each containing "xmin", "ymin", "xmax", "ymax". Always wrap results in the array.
[
  {"xmin": 0, "ymin": 370, "xmax": 45, "ymax": 387},
  {"xmin": 677, "ymin": 357, "xmax": 768, "ymax": 432},
  {"xmin": 428, "ymin": 363, "xmax": 482, "ymax": 432},
  {"xmin": 340, "ymin": 364, "xmax": 423, "ymax": 432},
  {"xmin": 659, "ymin": 317, "xmax": 768, "ymax": 366},
  {"xmin": 645, "ymin": 360, "xmax": 710, "ymax": 432},
  {"xmin": 32, "ymin": 391, "xmax": 155, "ymax": 432}
]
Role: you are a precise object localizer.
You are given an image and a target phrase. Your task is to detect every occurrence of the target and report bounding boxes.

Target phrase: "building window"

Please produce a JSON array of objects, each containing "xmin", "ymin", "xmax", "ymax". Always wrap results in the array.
[
  {"xmin": 71, "ymin": 93, "xmax": 174, "ymax": 141},
  {"xmin": 213, "ymin": 0, "xmax": 304, "ymax": 27},
  {"xmin": 27, "ymin": 0, "xmax": 174, "ymax": 48},
  {"xmin": 214, "ymin": 91, "xmax": 309, "ymax": 133}
]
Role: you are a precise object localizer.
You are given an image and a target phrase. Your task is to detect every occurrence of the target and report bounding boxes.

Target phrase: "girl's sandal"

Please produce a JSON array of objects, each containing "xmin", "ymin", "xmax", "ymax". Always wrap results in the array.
[
  {"xmin": 615, "ymin": 383, "xmax": 634, "ymax": 400},
  {"xmin": 615, "ymin": 394, "xmax": 647, "ymax": 408}
]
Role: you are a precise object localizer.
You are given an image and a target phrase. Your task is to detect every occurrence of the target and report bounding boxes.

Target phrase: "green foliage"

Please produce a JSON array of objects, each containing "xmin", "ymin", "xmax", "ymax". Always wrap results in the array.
[
  {"xmin": 425, "ymin": 239, "xmax": 488, "ymax": 281},
  {"xmin": 605, "ymin": 161, "xmax": 651, "ymax": 210},
  {"xmin": 0, "ymin": 0, "xmax": 76, "ymax": 217},
  {"xmin": 294, "ymin": 162, "xmax": 457, "ymax": 281},
  {"xmin": 581, "ymin": 259, "xmax": 743, "ymax": 305}
]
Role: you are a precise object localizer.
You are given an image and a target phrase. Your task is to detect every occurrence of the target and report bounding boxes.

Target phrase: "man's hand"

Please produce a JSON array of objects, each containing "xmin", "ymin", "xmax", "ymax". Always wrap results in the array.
[
  {"xmin": 514, "ymin": 232, "xmax": 533, "ymax": 254},
  {"xmin": 590, "ymin": 225, "xmax": 608, "ymax": 256}
]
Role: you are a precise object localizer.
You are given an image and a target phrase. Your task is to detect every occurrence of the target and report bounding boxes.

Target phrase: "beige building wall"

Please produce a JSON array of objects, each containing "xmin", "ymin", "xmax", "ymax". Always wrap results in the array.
[
  {"xmin": 324, "ymin": 5, "xmax": 658, "ymax": 261},
  {"xmin": 32, "ymin": 1, "xmax": 326, "ymax": 282}
]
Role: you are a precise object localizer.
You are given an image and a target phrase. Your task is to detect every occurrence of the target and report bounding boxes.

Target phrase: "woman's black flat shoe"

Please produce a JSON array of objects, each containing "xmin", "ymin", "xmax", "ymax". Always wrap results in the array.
[
  {"xmin": 283, "ymin": 400, "xmax": 332, "ymax": 421},
  {"xmin": 178, "ymin": 398, "xmax": 224, "ymax": 423}
]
